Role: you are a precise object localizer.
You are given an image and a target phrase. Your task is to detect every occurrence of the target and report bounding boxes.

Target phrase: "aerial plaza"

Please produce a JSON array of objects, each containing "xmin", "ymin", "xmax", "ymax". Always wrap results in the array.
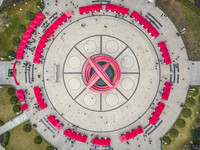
[{"xmin": 0, "ymin": 0, "xmax": 200, "ymax": 150}]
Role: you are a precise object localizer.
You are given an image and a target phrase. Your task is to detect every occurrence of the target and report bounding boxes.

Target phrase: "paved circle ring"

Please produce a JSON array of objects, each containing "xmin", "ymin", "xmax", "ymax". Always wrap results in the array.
[{"xmin": 83, "ymin": 55, "xmax": 121, "ymax": 93}]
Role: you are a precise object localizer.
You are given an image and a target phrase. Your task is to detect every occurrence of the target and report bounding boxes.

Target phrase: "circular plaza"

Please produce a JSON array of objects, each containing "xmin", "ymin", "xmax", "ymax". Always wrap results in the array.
[{"xmin": 12, "ymin": 0, "xmax": 190, "ymax": 150}]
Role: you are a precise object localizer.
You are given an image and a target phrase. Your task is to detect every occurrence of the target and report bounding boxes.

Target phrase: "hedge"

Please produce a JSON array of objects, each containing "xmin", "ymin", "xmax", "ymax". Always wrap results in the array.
[
  {"xmin": 34, "ymin": 136, "xmax": 42, "ymax": 144},
  {"xmin": 23, "ymin": 124, "xmax": 32, "ymax": 133},
  {"xmin": 162, "ymin": 136, "xmax": 171, "ymax": 145},
  {"xmin": 176, "ymin": 118, "xmax": 186, "ymax": 128},
  {"xmin": 169, "ymin": 128, "xmax": 178, "ymax": 138},
  {"xmin": 186, "ymin": 98, "xmax": 195, "ymax": 107},
  {"xmin": 10, "ymin": 96, "xmax": 18, "ymax": 104},
  {"xmin": 8, "ymin": 88, "xmax": 15, "ymax": 95},
  {"xmin": 181, "ymin": 108, "xmax": 192, "ymax": 118},
  {"xmin": 13, "ymin": 105, "xmax": 21, "ymax": 113},
  {"xmin": 1, "ymin": 132, "xmax": 10, "ymax": 148}
]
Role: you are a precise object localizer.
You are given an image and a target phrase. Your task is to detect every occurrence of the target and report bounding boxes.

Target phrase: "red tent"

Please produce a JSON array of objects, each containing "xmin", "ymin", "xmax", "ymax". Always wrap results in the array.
[
  {"xmin": 21, "ymin": 103, "xmax": 28, "ymax": 111},
  {"xmin": 136, "ymin": 126, "xmax": 144, "ymax": 134},
  {"xmin": 36, "ymin": 12, "xmax": 45, "ymax": 20},
  {"xmin": 120, "ymin": 135, "xmax": 127, "ymax": 143},
  {"xmin": 16, "ymin": 89, "xmax": 25, "ymax": 101},
  {"xmin": 65, "ymin": 10, "xmax": 72, "ymax": 18}
]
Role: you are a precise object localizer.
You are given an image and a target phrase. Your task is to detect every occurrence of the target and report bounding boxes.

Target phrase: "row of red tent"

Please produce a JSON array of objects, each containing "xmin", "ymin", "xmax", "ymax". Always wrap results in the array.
[
  {"xmin": 106, "ymin": 3, "xmax": 129, "ymax": 15},
  {"xmin": 33, "ymin": 10, "xmax": 72, "ymax": 64},
  {"xmin": 92, "ymin": 137, "xmax": 111, "ymax": 146},
  {"xmin": 162, "ymin": 82, "xmax": 172, "ymax": 100},
  {"xmin": 64, "ymin": 128, "xmax": 87, "ymax": 143},
  {"xmin": 130, "ymin": 11, "xmax": 160, "ymax": 38},
  {"xmin": 16, "ymin": 12, "xmax": 45, "ymax": 60},
  {"xmin": 16, "ymin": 89, "xmax": 28, "ymax": 111},
  {"xmin": 80, "ymin": 4, "xmax": 159, "ymax": 38},
  {"xmin": 120, "ymin": 126, "xmax": 144, "ymax": 143},
  {"xmin": 33, "ymin": 86, "xmax": 47, "ymax": 110},
  {"xmin": 79, "ymin": 3, "xmax": 129, "ymax": 16},
  {"xmin": 79, "ymin": 4, "xmax": 102, "ymax": 14},
  {"xmin": 158, "ymin": 42, "xmax": 172, "ymax": 65},
  {"xmin": 149, "ymin": 102, "xmax": 165, "ymax": 125},
  {"xmin": 47, "ymin": 115, "xmax": 63, "ymax": 131}
]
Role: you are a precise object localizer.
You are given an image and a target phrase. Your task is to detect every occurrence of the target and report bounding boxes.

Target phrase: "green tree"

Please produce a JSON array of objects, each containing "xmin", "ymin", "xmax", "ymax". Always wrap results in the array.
[
  {"xmin": 23, "ymin": 124, "xmax": 32, "ymax": 133},
  {"xmin": 8, "ymin": 88, "xmax": 15, "ymax": 95},
  {"xmin": 176, "ymin": 118, "xmax": 186, "ymax": 128},
  {"xmin": 12, "ymin": 37, "xmax": 20, "ymax": 46},
  {"xmin": 13, "ymin": 105, "xmax": 21, "ymax": 113},
  {"xmin": 7, "ymin": 50, "xmax": 16, "ymax": 57},
  {"xmin": 169, "ymin": 128, "xmax": 178, "ymax": 138},
  {"xmin": 162, "ymin": 136, "xmax": 171, "ymax": 145},
  {"xmin": 194, "ymin": 129, "xmax": 200, "ymax": 142},
  {"xmin": 26, "ymin": 11, "xmax": 35, "ymax": 21},
  {"xmin": 34, "ymin": 136, "xmax": 42, "ymax": 144},
  {"xmin": 10, "ymin": 96, "xmax": 18, "ymax": 104},
  {"xmin": 18, "ymin": 24, "xmax": 26, "ymax": 33},
  {"xmin": 181, "ymin": 108, "xmax": 192, "ymax": 118},
  {"xmin": 186, "ymin": 98, "xmax": 195, "ymax": 107}
]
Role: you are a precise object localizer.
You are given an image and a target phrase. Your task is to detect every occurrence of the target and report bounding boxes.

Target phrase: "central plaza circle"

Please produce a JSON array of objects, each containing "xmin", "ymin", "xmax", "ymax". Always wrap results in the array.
[
  {"xmin": 82, "ymin": 55, "xmax": 121, "ymax": 93},
  {"xmin": 10, "ymin": 0, "xmax": 191, "ymax": 149},
  {"xmin": 42, "ymin": 14, "xmax": 161, "ymax": 131}
]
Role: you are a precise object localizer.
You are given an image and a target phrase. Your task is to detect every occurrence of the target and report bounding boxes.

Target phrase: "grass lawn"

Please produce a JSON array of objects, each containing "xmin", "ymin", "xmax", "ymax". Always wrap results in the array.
[
  {"xmin": 162, "ymin": 87, "xmax": 200, "ymax": 150},
  {"xmin": 0, "ymin": 0, "xmax": 41, "ymax": 57},
  {"xmin": 6, "ymin": 122, "xmax": 53, "ymax": 150},
  {"xmin": 156, "ymin": 0, "xmax": 200, "ymax": 61},
  {"xmin": 0, "ymin": 85, "xmax": 21, "ymax": 123}
]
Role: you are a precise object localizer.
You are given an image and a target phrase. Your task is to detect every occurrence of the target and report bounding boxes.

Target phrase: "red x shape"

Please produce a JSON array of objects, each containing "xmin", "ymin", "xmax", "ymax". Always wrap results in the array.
[{"xmin": 86, "ymin": 57, "xmax": 113, "ymax": 88}]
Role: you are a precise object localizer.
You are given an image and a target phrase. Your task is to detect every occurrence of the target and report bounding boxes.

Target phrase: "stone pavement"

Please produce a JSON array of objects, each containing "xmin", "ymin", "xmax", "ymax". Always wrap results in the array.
[
  {"xmin": 0, "ymin": 145, "xmax": 5, "ymax": 150},
  {"xmin": 0, "ymin": 60, "xmax": 15, "ymax": 86},
  {"xmin": 189, "ymin": 61, "xmax": 200, "ymax": 86},
  {"xmin": 0, "ymin": 0, "xmax": 3, "ymax": 7},
  {"xmin": 0, "ymin": 112, "xmax": 29, "ymax": 135},
  {"xmin": 146, "ymin": 140, "xmax": 161, "ymax": 150}
]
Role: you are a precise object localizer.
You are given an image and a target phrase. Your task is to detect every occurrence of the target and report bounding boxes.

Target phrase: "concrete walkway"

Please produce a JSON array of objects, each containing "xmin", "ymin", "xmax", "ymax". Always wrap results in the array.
[
  {"xmin": 189, "ymin": 61, "xmax": 200, "ymax": 85},
  {"xmin": 0, "ymin": 112, "xmax": 29, "ymax": 135},
  {"xmin": 0, "ymin": 145, "xmax": 5, "ymax": 150},
  {"xmin": 0, "ymin": 0, "xmax": 3, "ymax": 7},
  {"xmin": 0, "ymin": 61, "xmax": 15, "ymax": 86}
]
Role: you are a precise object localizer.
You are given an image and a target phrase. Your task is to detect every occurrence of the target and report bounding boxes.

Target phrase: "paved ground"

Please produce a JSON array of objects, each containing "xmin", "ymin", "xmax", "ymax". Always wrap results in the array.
[
  {"xmin": 0, "ymin": 0, "xmax": 3, "ymax": 7},
  {"xmin": 0, "ymin": 61, "xmax": 15, "ymax": 86},
  {"xmin": 188, "ymin": 61, "xmax": 200, "ymax": 85},
  {"xmin": 0, "ymin": 0, "xmax": 199, "ymax": 150}
]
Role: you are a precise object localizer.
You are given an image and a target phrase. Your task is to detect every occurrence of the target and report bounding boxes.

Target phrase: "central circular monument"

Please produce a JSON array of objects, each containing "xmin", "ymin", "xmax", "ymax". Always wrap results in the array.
[{"xmin": 83, "ymin": 55, "xmax": 121, "ymax": 93}]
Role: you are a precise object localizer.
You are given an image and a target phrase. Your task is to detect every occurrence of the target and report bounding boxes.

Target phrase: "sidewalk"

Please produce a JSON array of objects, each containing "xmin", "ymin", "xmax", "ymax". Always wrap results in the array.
[
  {"xmin": 189, "ymin": 61, "xmax": 200, "ymax": 86},
  {"xmin": 0, "ymin": 112, "xmax": 29, "ymax": 135},
  {"xmin": 0, "ymin": 61, "xmax": 15, "ymax": 86}
]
